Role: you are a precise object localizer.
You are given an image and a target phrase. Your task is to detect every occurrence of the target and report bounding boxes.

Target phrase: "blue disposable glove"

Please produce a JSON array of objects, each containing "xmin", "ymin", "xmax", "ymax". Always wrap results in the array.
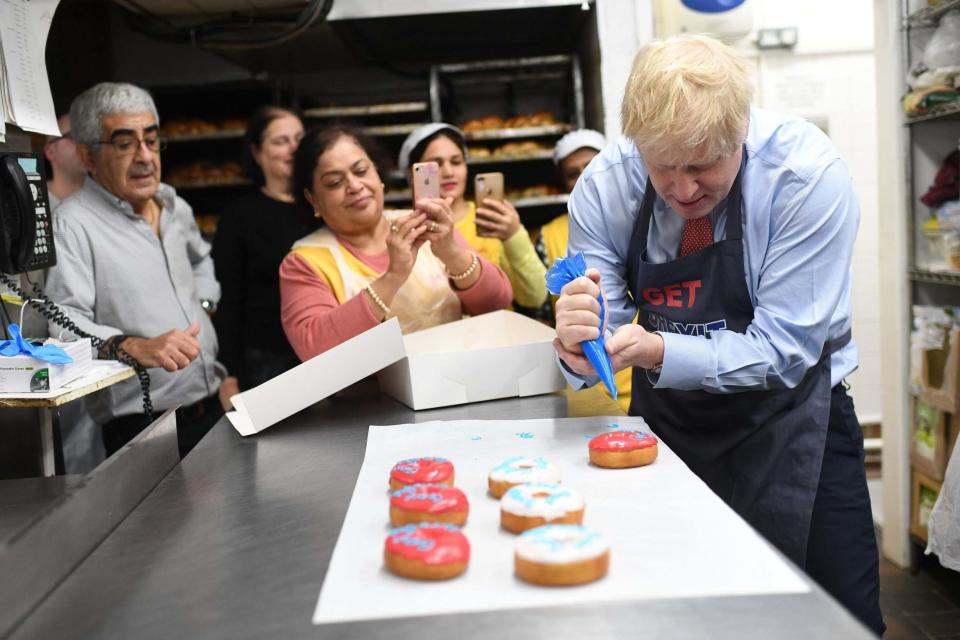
[{"xmin": 0, "ymin": 324, "xmax": 73, "ymax": 365}]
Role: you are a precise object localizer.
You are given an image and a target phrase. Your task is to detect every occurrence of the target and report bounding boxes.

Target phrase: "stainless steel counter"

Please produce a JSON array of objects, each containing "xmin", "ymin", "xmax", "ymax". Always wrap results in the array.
[{"xmin": 8, "ymin": 384, "xmax": 875, "ymax": 639}]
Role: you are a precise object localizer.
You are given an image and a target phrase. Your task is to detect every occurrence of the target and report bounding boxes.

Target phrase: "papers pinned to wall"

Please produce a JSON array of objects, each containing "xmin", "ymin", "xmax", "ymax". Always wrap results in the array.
[{"xmin": 0, "ymin": 0, "xmax": 62, "ymax": 141}]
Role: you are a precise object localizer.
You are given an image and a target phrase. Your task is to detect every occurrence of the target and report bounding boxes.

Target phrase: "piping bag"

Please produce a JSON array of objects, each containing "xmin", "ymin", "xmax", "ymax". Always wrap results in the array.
[{"xmin": 545, "ymin": 252, "xmax": 617, "ymax": 399}]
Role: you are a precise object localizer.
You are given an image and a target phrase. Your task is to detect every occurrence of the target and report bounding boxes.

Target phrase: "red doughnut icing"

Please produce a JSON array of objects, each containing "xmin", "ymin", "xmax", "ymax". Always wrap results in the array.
[
  {"xmin": 589, "ymin": 430, "xmax": 658, "ymax": 452},
  {"xmin": 390, "ymin": 484, "xmax": 468, "ymax": 514},
  {"xmin": 384, "ymin": 524, "xmax": 470, "ymax": 565},
  {"xmin": 390, "ymin": 457, "xmax": 454, "ymax": 487}
]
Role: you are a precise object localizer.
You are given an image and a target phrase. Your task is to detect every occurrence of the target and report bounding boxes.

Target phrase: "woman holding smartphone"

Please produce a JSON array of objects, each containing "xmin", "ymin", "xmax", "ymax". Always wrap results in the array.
[
  {"xmin": 399, "ymin": 123, "xmax": 548, "ymax": 310},
  {"xmin": 212, "ymin": 106, "xmax": 316, "ymax": 403},
  {"xmin": 279, "ymin": 125, "xmax": 512, "ymax": 360}
]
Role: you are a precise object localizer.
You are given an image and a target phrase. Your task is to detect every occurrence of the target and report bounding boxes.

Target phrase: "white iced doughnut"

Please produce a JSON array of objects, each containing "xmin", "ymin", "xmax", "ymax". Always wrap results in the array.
[
  {"xmin": 488, "ymin": 456, "xmax": 560, "ymax": 498},
  {"xmin": 514, "ymin": 524, "xmax": 610, "ymax": 586},
  {"xmin": 499, "ymin": 482, "xmax": 584, "ymax": 533},
  {"xmin": 515, "ymin": 524, "xmax": 608, "ymax": 564},
  {"xmin": 501, "ymin": 483, "xmax": 583, "ymax": 519}
]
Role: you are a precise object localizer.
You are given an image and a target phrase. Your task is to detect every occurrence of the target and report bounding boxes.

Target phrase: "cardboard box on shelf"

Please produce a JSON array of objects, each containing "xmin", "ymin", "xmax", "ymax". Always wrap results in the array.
[
  {"xmin": 910, "ymin": 396, "xmax": 956, "ymax": 480},
  {"xmin": 910, "ymin": 469, "xmax": 943, "ymax": 543},
  {"xmin": 377, "ymin": 310, "xmax": 566, "ymax": 410},
  {"xmin": 0, "ymin": 339, "xmax": 92, "ymax": 393},
  {"xmin": 920, "ymin": 327, "xmax": 960, "ymax": 412}
]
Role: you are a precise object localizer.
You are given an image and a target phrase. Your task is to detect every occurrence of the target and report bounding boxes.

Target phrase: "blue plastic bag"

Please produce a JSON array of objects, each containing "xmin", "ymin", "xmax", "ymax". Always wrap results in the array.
[
  {"xmin": 0, "ymin": 324, "xmax": 73, "ymax": 364},
  {"xmin": 545, "ymin": 253, "xmax": 617, "ymax": 399}
]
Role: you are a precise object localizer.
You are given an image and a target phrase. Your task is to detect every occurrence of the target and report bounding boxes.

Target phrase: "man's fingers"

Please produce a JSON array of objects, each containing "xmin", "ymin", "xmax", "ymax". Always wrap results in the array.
[
  {"xmin": 555, "ymin": 292, "xmax": 602, "ymax": 317},
  {"xmin": 158, "ymin": 354, "xmax": 180, "ymax": 372},
  {"xmin": 559, "ymin": 275, "xmax": 601, "ymax": 298},
  {"xmin": 558, "ymin": 324, "xmax": 601, "ymax": 346},
  {"xmin": 604, "ymin": 325, "xmax": 635, "ymax": 354},
  {"xmin": 553, "ymin": 338, "xmax": 595, "ymax": 375},
  {"xmin": 555, "ymin": 308, "xmax": 601, "ymax": 330},
  {"xmin": 585, "ymin": 268, "xmax": 602, "ymax": 285}
]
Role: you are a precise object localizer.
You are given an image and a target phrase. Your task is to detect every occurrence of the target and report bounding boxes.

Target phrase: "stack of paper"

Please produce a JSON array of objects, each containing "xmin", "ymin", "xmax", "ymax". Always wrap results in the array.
[{"xmin": 0, "ymin": 0, "xmax": 62, "ymax": 142}]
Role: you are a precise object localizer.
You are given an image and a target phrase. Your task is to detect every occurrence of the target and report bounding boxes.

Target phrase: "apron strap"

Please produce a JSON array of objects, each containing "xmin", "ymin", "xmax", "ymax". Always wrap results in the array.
[
  {"xmin": 824, "ymin": 328, "xmax": 852, "ymax": 356},
  {"xmin": 626, "ymin": 146, "xmax": 749, "ymax": 297}
]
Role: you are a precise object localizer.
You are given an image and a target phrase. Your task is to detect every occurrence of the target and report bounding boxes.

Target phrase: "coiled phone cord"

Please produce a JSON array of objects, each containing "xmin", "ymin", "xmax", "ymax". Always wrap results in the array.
[{"xmin": 0, "ymin": 273, "xmax": 153, "ymax": 420}]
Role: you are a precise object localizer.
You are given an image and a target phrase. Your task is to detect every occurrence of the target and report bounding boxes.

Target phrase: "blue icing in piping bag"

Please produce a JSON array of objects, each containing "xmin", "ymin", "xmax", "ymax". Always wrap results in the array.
[
  {"xmin": 545, "ymin": 252, "xmax": 617, "ymax": 399},
  {"xmin": 0, "ymin": 324, "xmax": 74, "ymax": 365}
]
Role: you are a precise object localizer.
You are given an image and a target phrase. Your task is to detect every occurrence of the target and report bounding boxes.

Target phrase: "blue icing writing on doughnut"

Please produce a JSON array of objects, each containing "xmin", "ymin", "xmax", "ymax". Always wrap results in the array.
[
  {"xmin": 388, "ymin": 522, "xmax": 459, "ymax": 550},
  {"xmin": 521, "ymin": 524, "xmax": 596, "ymax": 552},
  {"xmin": 606, "ymin": 423, "xmax": 620, "ymax": 429},
  {"xmin": 492, "ymin": 456, "xmax": 550, "ymax": 474},
  {"xmin": 515, "ymin": 432, "xmax": 534, "ymax": 439},
  {"xmin": 394, "ymin": 456, "xmax": 449, "ymax": 475},
  {"xmin": 506, "ymin": 483, "xmax": 571, "ymax": 508},
  {"xmin": 393, "ymin": 485, "xmax": 445, "ymax": 503}
]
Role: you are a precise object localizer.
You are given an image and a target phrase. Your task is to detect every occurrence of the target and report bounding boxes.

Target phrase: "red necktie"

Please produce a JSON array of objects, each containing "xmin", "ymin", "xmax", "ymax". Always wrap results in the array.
[{"xmin": 679, "ymin": 215, "xmax": 713, "ymax": 257}]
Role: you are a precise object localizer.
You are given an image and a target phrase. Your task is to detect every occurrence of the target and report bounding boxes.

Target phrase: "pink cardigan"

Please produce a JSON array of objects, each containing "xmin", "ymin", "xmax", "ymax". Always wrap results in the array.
[{"xmin": 280, "ymin": 232, "xmax": 513, "ymax": 361}]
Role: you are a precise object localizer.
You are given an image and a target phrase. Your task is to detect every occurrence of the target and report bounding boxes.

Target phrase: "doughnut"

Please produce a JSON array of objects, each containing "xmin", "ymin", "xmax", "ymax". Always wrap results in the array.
[
  {"xmin": 488, "ymin": 456, "xmax": 561, "ymax": 498},
  {"xmin": 588, "ymin": 430, "xmax": 658, "ymax": 468},
  {"xmin": 384, "ymin": 523, "xmax": 470, "ymax": 581},
  {"xmin": 514, "ymin": 524, "xmax": 609, "ymax": 586},
  {"xmin": 390, "ymin": 457, "xmax": 454, "ymax": 490},
  {"xmin": 500, "ymin": 482, "xmax": 584, "ymax": 534},
  {"xmin": 389, "ymin": 483, "xmax": 469, "ymax": 527}
]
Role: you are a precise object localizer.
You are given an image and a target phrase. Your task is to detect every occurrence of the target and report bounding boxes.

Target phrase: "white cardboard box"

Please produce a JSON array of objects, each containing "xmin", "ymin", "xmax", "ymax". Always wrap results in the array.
[
  {"xmin": 0, "ymin": 338, "xmax": 93, "ymax": 392},
  {"xmin": 376, "ymin": 310, "xmax": 566, "ymax": 410}
]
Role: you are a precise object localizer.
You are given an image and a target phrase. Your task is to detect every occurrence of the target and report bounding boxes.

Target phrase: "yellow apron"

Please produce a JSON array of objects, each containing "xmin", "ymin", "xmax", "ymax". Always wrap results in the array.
[{"xmin": 291, "ymin": 222, "xmax": 461, "ymax": 334}]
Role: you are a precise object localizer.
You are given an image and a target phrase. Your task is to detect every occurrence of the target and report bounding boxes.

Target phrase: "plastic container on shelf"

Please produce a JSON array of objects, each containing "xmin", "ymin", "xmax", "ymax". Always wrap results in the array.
[{"xmin": 923, "ymin": 229, "xmax": 960, "ymax": 271}]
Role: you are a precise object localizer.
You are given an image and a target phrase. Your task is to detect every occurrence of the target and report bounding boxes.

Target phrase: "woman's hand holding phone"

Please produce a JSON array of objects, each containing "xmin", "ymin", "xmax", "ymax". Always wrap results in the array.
[
  {"xmin": 414, "ymin": 196, "xmax": 459, "ymax": 262},
  {"xmin": 475, "ymin": 198, "xmax": 522, "ymax": 241}
]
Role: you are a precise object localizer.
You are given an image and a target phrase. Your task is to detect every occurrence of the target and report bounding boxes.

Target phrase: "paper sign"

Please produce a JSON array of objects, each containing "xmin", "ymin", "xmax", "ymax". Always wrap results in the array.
[{"xmin": 227, "ymin": 318, "xmax": 405, "ymax": 436}]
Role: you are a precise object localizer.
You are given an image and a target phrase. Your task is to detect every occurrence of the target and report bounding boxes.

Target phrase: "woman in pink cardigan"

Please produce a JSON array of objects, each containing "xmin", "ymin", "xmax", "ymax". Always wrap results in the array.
[{"xmin": 279, "ymin": 126, "xmax": 513, "ymax": 361}]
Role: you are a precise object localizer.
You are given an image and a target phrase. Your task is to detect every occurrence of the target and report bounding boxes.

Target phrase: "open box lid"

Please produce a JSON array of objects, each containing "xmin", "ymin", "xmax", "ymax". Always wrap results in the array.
[{"xmin": 227, "ymin": 318, "xmax": 405, "ymax": 436}]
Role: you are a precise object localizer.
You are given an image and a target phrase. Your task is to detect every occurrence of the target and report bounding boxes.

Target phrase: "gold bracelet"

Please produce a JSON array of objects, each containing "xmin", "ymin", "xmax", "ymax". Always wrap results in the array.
[
  {"xmin": 364, "ymin": 284, "xmax": 391, "ymax": 317},
  {"xmin": 446, "ymin": 252, "xmax": 480, "ymax": 281}
]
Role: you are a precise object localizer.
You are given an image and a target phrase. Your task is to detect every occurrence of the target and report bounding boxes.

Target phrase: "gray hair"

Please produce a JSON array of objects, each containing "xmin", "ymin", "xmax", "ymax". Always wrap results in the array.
[{"xmin": 69, "ymin": 82, "xmax": 160, "ymax": 148}]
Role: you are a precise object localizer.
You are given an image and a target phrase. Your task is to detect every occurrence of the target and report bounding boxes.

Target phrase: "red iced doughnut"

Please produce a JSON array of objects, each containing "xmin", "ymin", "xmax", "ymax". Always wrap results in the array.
[
  {"xmin": 384, "ymin": 523, "xmax": 470, "ymax": 580},
  {"xmin": 389, "ymin": 457, "xmax": 454, "ymax": 490},
  {"xmin": 390, "ymin": 483, "xmax": 469, "ymax": 527},
  {"xmin": 589, "ymin": 430, "xmax": 658, "ymax": 468}
]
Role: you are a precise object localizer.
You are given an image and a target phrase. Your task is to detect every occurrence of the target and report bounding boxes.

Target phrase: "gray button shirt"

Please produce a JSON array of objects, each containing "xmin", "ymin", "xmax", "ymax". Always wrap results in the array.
[{"xmin": 45, "ymin": 177, "xmax": 225, "ymax": 422}]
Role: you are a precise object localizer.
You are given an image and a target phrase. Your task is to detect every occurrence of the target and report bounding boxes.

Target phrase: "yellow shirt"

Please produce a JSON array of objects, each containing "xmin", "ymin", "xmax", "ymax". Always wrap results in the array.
[{"xmin": 455, "ymin": 202, "xmax": 548, "ymax": 309}]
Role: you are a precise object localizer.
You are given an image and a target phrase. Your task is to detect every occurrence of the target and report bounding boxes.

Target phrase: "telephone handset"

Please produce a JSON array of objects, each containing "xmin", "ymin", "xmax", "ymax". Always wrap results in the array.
[{"xmin": 0, "ymin": 152, "xmax": 56, "ymax": 274}]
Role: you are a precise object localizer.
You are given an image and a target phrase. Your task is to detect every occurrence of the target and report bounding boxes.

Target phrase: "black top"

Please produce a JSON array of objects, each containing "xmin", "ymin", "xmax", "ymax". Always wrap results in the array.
[{"xmin": 211, "ymin": 190, "xmax": 320, "ymax": 380}]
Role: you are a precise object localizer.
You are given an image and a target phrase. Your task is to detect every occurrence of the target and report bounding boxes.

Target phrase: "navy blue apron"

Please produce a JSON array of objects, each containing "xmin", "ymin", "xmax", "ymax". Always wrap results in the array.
[{"xmin": 625, "ymin": 156, "xmax": 850, "ymax": 567}]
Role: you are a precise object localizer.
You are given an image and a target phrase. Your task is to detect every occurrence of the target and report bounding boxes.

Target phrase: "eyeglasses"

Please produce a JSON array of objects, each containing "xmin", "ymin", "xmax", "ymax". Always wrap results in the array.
[{"xmin": 97, "ymin": 136, "xmax": 167, "ymax": 156}]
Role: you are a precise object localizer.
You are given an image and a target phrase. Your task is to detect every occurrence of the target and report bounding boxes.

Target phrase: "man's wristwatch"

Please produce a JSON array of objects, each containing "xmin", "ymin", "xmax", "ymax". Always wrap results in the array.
[
  {"xmin": 649, "ymin": 330, "xmax": 664, "ymax": 374},
  {"xmin": 200, "ymin": 299, "xmax": 217, "ymax": 314}
]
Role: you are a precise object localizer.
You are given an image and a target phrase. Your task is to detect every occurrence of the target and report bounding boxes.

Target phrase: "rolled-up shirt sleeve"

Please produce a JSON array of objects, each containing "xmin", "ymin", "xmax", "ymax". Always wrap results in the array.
[{"xmin": 654, "ymin": 159, "xmax": 859, "ymax": 392}]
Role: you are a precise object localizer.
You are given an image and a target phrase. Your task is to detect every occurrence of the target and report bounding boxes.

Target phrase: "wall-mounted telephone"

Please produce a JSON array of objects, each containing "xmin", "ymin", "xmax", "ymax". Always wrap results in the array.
[{"xmin": 0, "ymin": 152, "xmax": 56, "ymax": 274}]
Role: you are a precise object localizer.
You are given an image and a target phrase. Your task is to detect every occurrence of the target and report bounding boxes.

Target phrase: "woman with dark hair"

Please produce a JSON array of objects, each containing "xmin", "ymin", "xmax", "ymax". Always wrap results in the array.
[
  {"xmin": 279, "ymin": 125, "xmax": 512, "ymax": 360},
  {"xmin": 398, "ymin": 123, "xmax": 547, "ymax": 310},
  {"xmin": 212, "ymin": 107, "xmax": 317, "ymax": 401}
]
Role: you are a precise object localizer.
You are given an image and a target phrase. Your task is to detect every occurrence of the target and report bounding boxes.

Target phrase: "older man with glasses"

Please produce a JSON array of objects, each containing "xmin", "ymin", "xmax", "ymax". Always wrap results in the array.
[{"xmin": 44, "ymin": 82, "xmax": 231, "ymax": 459}]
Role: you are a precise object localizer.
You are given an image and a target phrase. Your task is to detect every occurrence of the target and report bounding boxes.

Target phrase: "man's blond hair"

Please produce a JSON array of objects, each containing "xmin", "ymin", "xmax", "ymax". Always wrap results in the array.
[{"xmin": 621, "ymin": 34, "xmax": 752, "ymax": 166}]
